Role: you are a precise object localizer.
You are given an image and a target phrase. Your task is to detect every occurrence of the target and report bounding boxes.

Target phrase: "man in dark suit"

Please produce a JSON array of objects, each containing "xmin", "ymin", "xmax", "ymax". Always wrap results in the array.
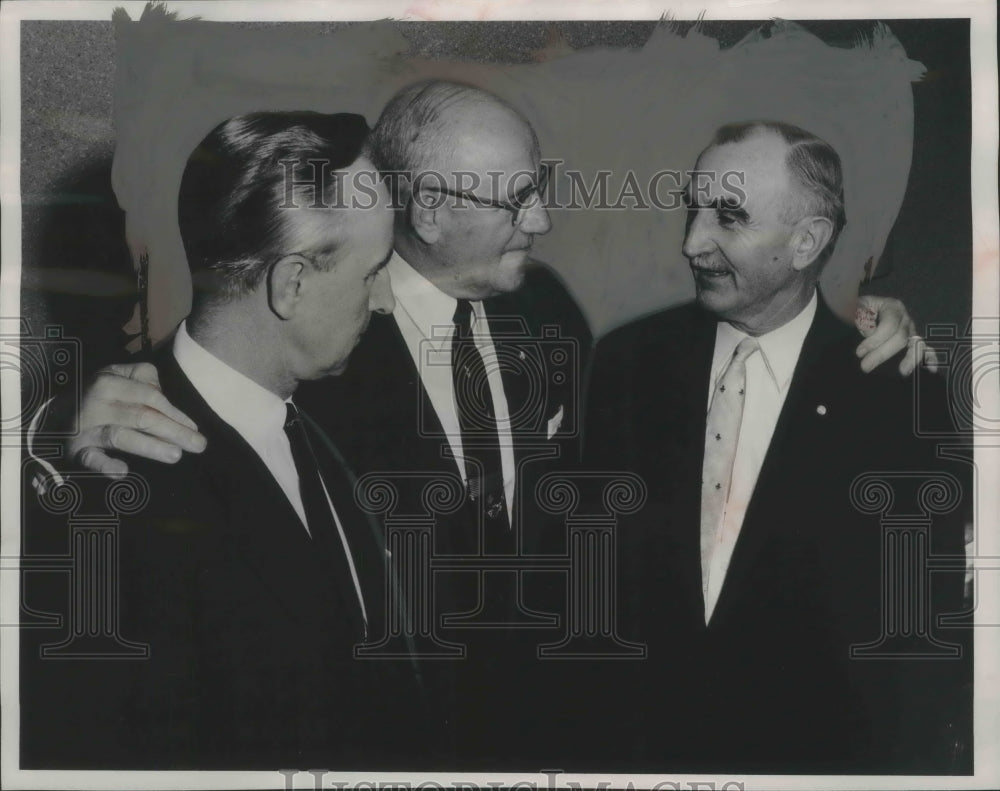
[
  {"xmin": 583, "ymin": 121, "xmax": 971, "ymax": 772},
  {"xmin": 27, "ymin": 81, "xmax": 589, "ymax": 768},
  {"xmin": 296, "ymin": 80, "xmax": 591, "ymax": 766},
  {"xmin": 307, "ymin": 79, "xmax": 589, "ymax": 567},
  {"xmin": 20, "ymin": 111, "xmax": 431, "ymax": 768},
  {"xmin": 36, "ymin": 88, "xmax": 930, "ymax": 769}
]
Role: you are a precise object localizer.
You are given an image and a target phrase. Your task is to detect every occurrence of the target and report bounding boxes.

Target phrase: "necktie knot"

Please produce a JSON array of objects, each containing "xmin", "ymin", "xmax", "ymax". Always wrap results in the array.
[
  {"xmin": 732, "ymin": 336, "xmax": 760, "ymax": 366},
  {"xmin": 284, "ymin": 402, "xmax": 303, "ymax": 432}
]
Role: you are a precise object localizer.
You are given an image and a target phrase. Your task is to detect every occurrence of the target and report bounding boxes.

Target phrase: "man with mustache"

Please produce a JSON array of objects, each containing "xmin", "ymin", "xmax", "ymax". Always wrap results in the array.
[
  {"xmin": 583, "ymin": 121, "xmax": 969, "ymax": 772},
  {"xmin": 36, "ymin": 87, "xmax": 925, "ymax": 768}
]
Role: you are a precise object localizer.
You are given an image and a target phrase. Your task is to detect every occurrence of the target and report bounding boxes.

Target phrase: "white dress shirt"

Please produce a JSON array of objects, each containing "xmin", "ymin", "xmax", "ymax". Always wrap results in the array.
[
  {"xmin": 386, "ymin": 252, "xmax": 516, "ymax": 521},
  {"xmin": 702, "ymin": 291, "xmax": 817, "ymax": 621},
  {"xmin": 173, "ymin": 321, "xmax": 368, "ymax": 624}
]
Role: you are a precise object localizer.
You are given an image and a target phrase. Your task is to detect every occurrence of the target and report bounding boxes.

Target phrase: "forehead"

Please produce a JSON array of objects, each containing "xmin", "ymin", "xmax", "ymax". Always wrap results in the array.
[
  {"xmin": 695, "ymin": 132, "xmax": 793, "ymax": 204},
  {"xmin": 437, "ymin": 103, "xmax": 539, "ymax": 178}
]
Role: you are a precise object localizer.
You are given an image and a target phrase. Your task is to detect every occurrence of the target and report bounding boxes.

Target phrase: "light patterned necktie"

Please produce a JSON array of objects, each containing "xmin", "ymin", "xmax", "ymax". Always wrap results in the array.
[{"xmin": 700, "ymin": 336, "xmax": 760, "ymax": 602}]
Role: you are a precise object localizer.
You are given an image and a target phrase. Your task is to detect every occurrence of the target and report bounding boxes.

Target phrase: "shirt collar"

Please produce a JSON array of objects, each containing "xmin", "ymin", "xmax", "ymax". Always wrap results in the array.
[
  {"xmin": 387, "ymin": 251, "xmax": 485, "ymax": 347},
  {"xmin": 712, "ymin": 290, "xmax": 818, "ymax": 393},
  {"xmin": 173, "ymin": 320, "xmax": 289, "ymax": 441}
]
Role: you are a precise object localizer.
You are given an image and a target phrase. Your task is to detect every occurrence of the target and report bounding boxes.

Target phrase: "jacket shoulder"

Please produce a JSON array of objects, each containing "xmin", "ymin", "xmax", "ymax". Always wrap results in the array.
[
  {"xmin": 595, "ymin": 302, "xmax": 705, "ymax": 363},
  {"xmin": 503, "ymin": 262, "xmax": 592, "ymax": 347}
]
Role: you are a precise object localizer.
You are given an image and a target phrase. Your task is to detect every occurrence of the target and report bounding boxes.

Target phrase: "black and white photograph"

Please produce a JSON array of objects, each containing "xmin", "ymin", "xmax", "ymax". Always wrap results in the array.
[{"xmin": 1, "ymin": 0, "xmax": 997, "ymax": 788}]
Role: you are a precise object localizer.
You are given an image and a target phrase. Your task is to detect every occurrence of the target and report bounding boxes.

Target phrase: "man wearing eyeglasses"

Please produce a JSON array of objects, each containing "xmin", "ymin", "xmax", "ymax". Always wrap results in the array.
[
  {"xmin": 44, "ymin": 80, "xmax": 925, "ymax": 767},
  {"xmin": 349, "ymin": 79, "xmax": 574, "ymax": 548},
  {"xmin": 323, "ymin": 80, "xmax": 589, "ymax": 766},
  {"xmin": 31, "ymin": 78, "xmax": 581, "ymax": 766}
]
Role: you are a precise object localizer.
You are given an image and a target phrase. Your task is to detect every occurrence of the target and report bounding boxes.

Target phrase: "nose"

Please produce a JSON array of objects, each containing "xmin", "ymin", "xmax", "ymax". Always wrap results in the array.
[
  {"xmin": 518, "ymin": 197, "xmax": 552, "ymax": 236},
  {"xmin": 369, "ymin": 268, "xmax": 395, "ymax": 315},
  {"xmin": 682, "ymin": 208, "xmax": 714, "ymax": 260}
]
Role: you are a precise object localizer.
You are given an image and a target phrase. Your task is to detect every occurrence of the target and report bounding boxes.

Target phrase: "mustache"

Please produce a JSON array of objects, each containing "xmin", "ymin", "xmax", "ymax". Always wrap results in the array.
[{"xmin": 689, "ymin": 255, "xmax": 731, "ymax": 273}]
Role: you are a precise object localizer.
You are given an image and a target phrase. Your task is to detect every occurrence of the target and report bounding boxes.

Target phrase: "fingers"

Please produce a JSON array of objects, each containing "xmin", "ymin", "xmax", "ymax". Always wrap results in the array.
[
  {"xmin": 74, "ymin": 447, "xmax": 130, "ymax": 478},
  {"xmin": 858, "ymin": 330, "xmax": 908, "ymax": 374},
  {"xmin": 923, "ymin": 345, "xmax": 942, "ymax": 374},
  {"xmin": 94, "ymin": 366, "xmax": 199, "ymax": 432},
  {"xmin": 899, "ymin": 341, "xmax": 919, "ymax": 377},
  {"xmin": 66, "ymin": 363, "xmax": 209, "ymax": 478},
  {"xmin": 130, "ymin": 403, "xmax": 207, "ymax": 453},
  {"xmin": 72, "ymin": 420, "xmax": 193, "ymax": 472},
  {"xmin": 855, "ymin": 296, "xmax": 918, "ymax": 373},
  {"xmin": 855, "ymin": 301, "xmax": 906, "ymax": 360},
  {"xmin": 854, "ymin": 297, "xmax": 880, "ymax": 338},
  {"xmin": 98, "ymin": 423, "xmax": 188, "ymax": 463},
  {"xmin": 122, "ymin": 382, "xmax": 203, "ymax": 443},
  {"xmin": 83, "ymin": 400, "xmax": 206, "ymax": 455},
  {"xmin": 898, "ymin": 337, "xmax": 942, "ymax": 376},
  {"xmin": 103, "ymin": 361, "xmax": 161, "ymax": 387}
]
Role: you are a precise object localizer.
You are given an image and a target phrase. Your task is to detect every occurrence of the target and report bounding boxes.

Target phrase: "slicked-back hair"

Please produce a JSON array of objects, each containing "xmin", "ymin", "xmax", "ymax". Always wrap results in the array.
[
  {"xmin": 711, "ymin": 121, "xmax": 847, "ymax": 266},
  {"xmin": 178, "ymin": 111, "xmax": 370, "ymax": 300}
]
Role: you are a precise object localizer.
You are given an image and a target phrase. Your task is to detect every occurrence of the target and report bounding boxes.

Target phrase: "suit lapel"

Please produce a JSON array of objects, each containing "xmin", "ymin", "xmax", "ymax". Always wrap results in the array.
[
  {"xmin": 156, "ymin": 351, "xmax": 350, "ymax": 640},
  {"xmin": 300, "ymin": 409, "xmax": 387, "ymax": 640},
  {"xmin": 300, "ymin": 380, "xmax": 424, "ymax": 670},
  {"xmin": 374, "ymin": 312, "xmax": 455, "ymax": 474}
]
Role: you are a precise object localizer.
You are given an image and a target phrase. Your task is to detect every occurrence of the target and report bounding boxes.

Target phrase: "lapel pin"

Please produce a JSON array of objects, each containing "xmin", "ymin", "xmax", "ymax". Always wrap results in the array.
[
  {"xmin": 519, "ymin": 350, "xmax": 526, "ymax": 360},
  {"xmin": 816, "ymin": 404, "xmax": 827, "ymax": 416}
]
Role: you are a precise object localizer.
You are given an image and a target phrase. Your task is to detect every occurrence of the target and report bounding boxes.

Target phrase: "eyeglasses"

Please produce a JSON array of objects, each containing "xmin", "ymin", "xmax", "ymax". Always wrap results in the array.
[{"xmin": 420, "ymin": 163, "xmax": 552, "ymax": 226}]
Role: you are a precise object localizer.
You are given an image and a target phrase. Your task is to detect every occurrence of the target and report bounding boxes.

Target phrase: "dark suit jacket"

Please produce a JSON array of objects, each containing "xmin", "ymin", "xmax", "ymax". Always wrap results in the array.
[
  {"xmin": 20, "ymin": 345, "xmax": 428, "ymax": 769},
  {"xmin": 582, "ymin": 298, "xmax": 972, "ymax": 773},
  {"xmin": 296, "ymin": 262, "xmax": 590, "ymax": 553},
  {"xmin": 294, "ymin": 262, "xmax": 592, "ymax": 766}
]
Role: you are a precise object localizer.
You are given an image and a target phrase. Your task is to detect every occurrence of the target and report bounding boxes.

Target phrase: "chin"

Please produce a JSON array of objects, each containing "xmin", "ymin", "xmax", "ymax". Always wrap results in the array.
[
  {"xmin": 306, "ymin": 360, "xmax": 349, "ymax": 380},
  {"xmin": 695, "ymin": 290, "xmax": 736, "ymax": 319},
  {"xmin": 491, "ymin": 252, "xmax": 530, "ymax": 293}
]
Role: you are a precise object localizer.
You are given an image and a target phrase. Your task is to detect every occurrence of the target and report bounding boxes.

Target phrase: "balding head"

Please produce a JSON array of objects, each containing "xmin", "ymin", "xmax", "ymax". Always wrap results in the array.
[
  {"xmin": 368, "ymin": 79, "xmax": 551, "ymax": 300},
  {"xmin": 369, "ymin": 79, "xmax": 539, "ymax": 184}
]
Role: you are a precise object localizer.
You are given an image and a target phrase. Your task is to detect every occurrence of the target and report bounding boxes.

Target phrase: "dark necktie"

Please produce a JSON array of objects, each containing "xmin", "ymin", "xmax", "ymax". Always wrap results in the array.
[
  {"xmin": 452, "ymin": 299, "xmax": 511, "ymax": 542},
  {"xmin": 283, "ymin": 402, "xmax": 364, "ymax": 630}
]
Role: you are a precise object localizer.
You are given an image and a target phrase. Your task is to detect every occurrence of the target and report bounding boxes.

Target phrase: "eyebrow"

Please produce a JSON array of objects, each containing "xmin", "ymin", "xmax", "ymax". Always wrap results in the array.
[
  {"xmin": 506, "ymin": 164, "xmax": 551, "ymax": 204},
  {"xmin": 310, "ymin": 243, "xmax": 339, "ymax": 259},
  {"xmin": 509, "ymin": 178, "xmax": 540, "ymax": 204},
  {"xmin": 683, "ymin": 188, "xmax": 749, "ymax": 220}
]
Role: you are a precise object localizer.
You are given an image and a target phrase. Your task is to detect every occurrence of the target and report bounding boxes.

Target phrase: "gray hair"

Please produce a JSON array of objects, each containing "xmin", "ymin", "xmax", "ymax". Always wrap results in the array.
[
  {"xmin": 711, "ymin": 120, "xmax": 846, "ymax": 266},
  {"xmin": 369, "ymin": 79, "xmax": 535, "ymax": 201}
]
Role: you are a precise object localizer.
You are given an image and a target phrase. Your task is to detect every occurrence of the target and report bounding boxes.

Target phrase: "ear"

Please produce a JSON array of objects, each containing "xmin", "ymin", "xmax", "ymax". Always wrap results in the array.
[
  {"xmin": 408, "ymin": 192, "xmax": 442, "ymax": 245},
  {"xmin": 268, "ymin": 255, "xmax": 308, "ymax": 320},
  {"xmin": 790, "ymin": 216, "xmax": 834, "ymax": 272}
]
